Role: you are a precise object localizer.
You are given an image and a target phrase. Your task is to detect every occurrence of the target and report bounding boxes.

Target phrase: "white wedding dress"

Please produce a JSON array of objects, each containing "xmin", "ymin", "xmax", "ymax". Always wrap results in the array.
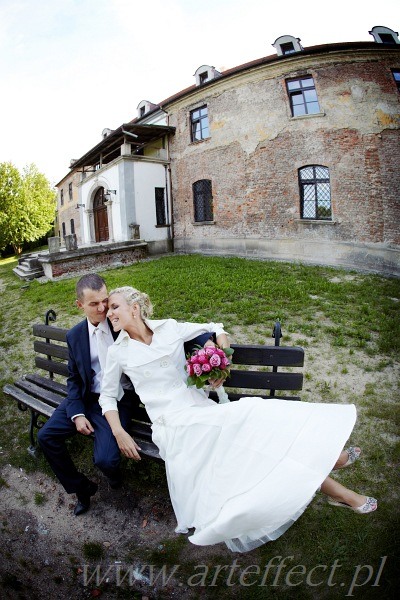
[{"xmin": 99, "ymin": 319, "xmax": 356, "ymax": 553}]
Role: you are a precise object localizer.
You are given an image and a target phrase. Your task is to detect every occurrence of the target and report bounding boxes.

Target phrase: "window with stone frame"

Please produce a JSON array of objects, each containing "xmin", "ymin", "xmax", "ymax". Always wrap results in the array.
[
  {"xmin": 68, "ymin": 182, "xmax": 73, "ymax": 201},
  {"xmin": 60, "ymin": 189, "xmax": 64, "ymax": 206},
  {"xmin": 62, "ymin": 222, "xmax": 66, "ymax": 237},
  {"xmin": 299, "ymin": 165, "xmax": 332, "ymax": 220},
  {"xmin": 392, "ymin": 69, "xmax": 400, "ymax": 92},
  {"xmin": 70, "ymin": 218, "xmax": 75, "ymax": 234},
  {"xmin": 193, "ymin": 179, "xmax": 213, "ymax": 222},
  {"xmin": 155, "ymin": 187, "xmax": 166, "ymax": 226},
  {"xmin": 286, "ymin": 76, "xmax": 320, "ymax": 116},
  {"xmin": 190, "ymin": 105, "xmax": 209, "ymax": 142}
]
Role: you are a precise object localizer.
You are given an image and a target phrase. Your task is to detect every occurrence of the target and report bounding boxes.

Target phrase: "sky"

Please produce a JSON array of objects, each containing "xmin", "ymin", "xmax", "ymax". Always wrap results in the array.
[{"xmin": 0, "ymin": 0, "xmax": 398, "ymax": 186}]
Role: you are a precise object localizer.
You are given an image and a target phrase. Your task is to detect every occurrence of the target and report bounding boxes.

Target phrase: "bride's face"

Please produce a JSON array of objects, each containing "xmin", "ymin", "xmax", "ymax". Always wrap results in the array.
[{"xmin": 107, "ymin": 293, "xmax": 135, "ymax": 331}]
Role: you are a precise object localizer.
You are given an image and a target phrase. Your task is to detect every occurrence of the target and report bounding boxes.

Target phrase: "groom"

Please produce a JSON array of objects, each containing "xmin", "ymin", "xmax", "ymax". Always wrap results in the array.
[
  {"xmin": 37, "ymin": 273, "xmax": 138, "ymax": 515},
  {"xmin": 38, "ymin": 273, "xmax": 213, "ymax": 516}
]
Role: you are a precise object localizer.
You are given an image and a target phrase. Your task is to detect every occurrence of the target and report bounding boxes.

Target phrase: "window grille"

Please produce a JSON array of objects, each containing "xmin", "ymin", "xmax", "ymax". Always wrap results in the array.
[
  {"xmin": 193, "ymin": 179, "xmax": 213, "ymax": 222},
  {"xmin": 299, "ymin": 166, "xmax": 332, "ymax": 220}
]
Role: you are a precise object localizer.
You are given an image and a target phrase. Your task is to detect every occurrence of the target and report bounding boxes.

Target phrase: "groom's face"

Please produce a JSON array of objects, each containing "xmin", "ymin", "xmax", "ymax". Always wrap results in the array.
[{"xmin": 76, "ymin": 285, "xmax": 109, "ymax": 326}]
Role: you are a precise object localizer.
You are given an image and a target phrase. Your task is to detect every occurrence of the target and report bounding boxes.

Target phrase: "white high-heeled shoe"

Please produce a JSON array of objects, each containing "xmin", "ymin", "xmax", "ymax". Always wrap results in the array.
[
  {"xmin": 335, "ymin": 446, "xmax": 361, "ymax": 469},
  {"xmin": 327, "ymin": 496, "xmax": 377, "ymax": 514}
]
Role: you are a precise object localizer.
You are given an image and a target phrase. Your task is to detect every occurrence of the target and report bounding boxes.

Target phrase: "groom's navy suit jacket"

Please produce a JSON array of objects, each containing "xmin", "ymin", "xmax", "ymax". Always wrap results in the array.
[{"xmin": 64, "ymin": 318, "xmax": 118, "ymax": 420}]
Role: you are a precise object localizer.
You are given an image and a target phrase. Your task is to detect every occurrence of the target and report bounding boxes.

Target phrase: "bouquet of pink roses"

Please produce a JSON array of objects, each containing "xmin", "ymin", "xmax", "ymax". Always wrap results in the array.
[{"xmin": 186, "ymin": 345, "xmax": 234, "ymax": 389}]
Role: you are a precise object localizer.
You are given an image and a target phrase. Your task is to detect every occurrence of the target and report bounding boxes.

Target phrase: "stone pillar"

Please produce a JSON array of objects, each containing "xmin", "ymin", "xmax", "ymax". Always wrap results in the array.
[
  {"xmin": 64, "ymin": 234, "xmax": 78, "ymax": 251},
  {"xmin": 106, "ymin": 201, "xmax": 115, "ymax": 242},
  {"xmin": 129, "ymin": 224, "xmax": 140, "ymax": 239},
  {"xmin": 121, "ymin": 142, "xmax": 131, "ymax": 156},
  {"xmin": 87, "ymin": 209, "xmax": 96, "ymax": 243},
  {"xmin": 48, "ymin": 236, "xmax": 61, "ymax": 254}
]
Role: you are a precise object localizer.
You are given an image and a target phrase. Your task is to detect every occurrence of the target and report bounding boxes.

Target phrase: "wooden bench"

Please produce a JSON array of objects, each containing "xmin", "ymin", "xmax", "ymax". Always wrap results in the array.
[{"xmin": 3, "ymin": 313, "xmax": 304, "ymax": 461}]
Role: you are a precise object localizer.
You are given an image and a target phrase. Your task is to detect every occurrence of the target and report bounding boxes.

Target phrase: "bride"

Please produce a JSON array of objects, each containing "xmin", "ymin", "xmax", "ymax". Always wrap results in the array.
[{"xmin": 99, "ymin": 286, "xmax": 377, "ymax": 553}]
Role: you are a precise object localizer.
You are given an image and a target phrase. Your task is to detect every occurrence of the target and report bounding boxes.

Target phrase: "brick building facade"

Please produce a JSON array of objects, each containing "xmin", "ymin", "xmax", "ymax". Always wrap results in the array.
[{"xmin": 161, "ymin": 37, "xmax": 400, "ymax": 275}]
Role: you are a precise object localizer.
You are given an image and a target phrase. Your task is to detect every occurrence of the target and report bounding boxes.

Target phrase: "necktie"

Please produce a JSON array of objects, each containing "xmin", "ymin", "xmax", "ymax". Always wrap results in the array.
[{"xmin": 94, "ymin": 328, "xmax": 108, "ymax": 371}]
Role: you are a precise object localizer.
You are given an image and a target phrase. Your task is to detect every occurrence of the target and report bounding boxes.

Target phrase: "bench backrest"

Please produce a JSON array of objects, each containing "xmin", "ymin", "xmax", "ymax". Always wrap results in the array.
[{"xmin": 32, "ymin": 324, "xmax": 304, "ymax": 424}]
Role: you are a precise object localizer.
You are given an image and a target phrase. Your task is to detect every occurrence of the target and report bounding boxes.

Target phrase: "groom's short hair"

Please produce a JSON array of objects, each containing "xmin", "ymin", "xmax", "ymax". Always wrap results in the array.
[{"xmin": 76, "ymin": 273, "xmax": 106, "ymax": 301}]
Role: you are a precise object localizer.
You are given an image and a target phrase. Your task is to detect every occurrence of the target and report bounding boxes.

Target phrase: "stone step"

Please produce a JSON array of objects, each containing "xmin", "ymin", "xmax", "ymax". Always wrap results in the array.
[{"xmin": 13, "ymin": 264, "xmax": 44, "ymax": 280}]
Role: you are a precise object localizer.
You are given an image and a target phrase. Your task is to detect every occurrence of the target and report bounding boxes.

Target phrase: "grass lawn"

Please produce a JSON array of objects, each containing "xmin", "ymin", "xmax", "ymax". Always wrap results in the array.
[{"xmin": 0, "ymin": 254, "xmax": 399, "ymax": 599}]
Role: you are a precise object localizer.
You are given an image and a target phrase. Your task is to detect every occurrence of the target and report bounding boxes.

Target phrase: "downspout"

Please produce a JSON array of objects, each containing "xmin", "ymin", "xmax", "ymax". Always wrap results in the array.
[{"xmin": 165, "ymin": 115, "xmax": 175, "ymax": 252}]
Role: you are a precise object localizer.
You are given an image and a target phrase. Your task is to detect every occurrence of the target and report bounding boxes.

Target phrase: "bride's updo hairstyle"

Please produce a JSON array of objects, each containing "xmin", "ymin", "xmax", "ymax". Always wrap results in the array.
[{"xmin": 109, "ymin": 286, "xmax": 154, "ymax": 319}]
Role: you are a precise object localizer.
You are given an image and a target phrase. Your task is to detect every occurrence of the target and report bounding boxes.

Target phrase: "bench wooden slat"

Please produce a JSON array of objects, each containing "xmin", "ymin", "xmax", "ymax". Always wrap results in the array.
[
  {"xmin": 35, "ymin": 356, "xmax": 69, "ymax": 377},
  {"xmin": 209, "ymin": 391, "xmax": 301, "ymax": 402},
  {"xmin": 3, "ymin": 384, "xmax": 55, "ymax": 418},
  {"xmin": 134, "ymin": 438, "xmax": 161, "ymax": 460},
  {"xmin": 14, "ymin": 379, "xmax": 64, "ymax": 408},
  {"xmin": 227, "ymin": 369, "xmax": 303, "ymax": 390},
  {"xmin": 32, "ymin": 324, "xmax": 68, "ymax": 342},
  {"xmin": 230, "ymin": 345, "xmax": 304, "ymax": 367},
  {"xmin": 131, "ymin": 421, "xmax": 153, "ymax": 440},
  {"xmin": 24, "ymin": 374, "xmax": 68, "ymax": 395},
  {"xmin": 34, "ymin": 340, "xmax": 69, "ymax": 361}
]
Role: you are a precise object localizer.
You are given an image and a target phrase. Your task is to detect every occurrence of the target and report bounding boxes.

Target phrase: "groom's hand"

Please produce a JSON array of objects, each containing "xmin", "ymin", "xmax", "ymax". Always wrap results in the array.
[{"xmin": 74, "ymin": 416, "xmax": 94, "ymax": 435}]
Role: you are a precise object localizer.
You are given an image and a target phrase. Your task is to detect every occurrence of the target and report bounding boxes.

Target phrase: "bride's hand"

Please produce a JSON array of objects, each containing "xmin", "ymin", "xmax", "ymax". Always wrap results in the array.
[
  {"xmin": 209, "ymin": 375, "xmax": 226, "ymax": 389},
  {"xmin": 114, "ymin": 428, "xmax": 142, "ymax": 460}
]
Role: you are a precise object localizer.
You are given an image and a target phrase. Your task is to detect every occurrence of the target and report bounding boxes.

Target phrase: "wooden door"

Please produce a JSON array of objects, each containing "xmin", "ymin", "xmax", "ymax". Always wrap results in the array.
[{"xmin": 93, "ymin": 188, "xmax": 109, "ymax": 242}]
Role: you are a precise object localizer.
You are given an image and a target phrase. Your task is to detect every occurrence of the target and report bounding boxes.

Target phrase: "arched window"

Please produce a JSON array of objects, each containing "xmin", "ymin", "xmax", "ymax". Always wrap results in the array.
[
  {"xmin": 193, "ymin": 179, "xmax": 213, "ymax": 222},
  {"xmin": 299, "ymin": 166, "xmax": 331, "ymax": 220}
]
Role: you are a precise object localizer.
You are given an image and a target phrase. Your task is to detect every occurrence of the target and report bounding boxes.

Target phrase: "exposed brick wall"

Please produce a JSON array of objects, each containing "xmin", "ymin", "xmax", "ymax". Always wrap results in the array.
[{"xmin": 167, "ymin": 49, "xmax": 400, "ymax": 261}]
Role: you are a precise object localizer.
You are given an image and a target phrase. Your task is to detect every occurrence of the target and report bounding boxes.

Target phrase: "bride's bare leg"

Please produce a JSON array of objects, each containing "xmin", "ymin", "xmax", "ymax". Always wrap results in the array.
[{"xmin": 320, "ymin": 476, "xmax": 368, "ymax": 508}]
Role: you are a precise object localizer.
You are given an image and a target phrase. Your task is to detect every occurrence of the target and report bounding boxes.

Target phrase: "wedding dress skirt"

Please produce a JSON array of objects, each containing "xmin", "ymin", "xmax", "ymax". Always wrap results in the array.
[
  {"xmin": 99, "ymin": 321, "xmax": 357, "ymax": 554},
  {"xmin": 151, "ymin": 396, "xmax": 356, "ymax": 553}
]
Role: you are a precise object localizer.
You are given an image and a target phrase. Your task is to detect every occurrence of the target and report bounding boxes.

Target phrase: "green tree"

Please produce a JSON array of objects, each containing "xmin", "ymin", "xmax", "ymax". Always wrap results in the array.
[{"xmin": 0, "ymin": 162, "xmax": 56, "ymax": 255}]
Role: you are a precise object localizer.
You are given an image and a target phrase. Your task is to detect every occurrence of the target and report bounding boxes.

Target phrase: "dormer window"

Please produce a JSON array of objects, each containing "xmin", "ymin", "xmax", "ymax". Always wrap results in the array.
[
  {"xmin": 137, "ymin": 100, "xmax": 157, "ymax": 119},
  {"xmin": 369, "ymin": 26, "xmax": 400, "ymax": 45},
  {"xmin": 194, "ymin": 65, "xmax": 222, "ymax": 87},
  {"xmin": 272, "ymin": 35, "xmax": 303, "ymax": 57}
]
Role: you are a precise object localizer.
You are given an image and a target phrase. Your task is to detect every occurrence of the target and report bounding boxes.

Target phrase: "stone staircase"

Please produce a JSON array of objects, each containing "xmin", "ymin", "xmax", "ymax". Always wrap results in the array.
[{"xmin": 13, "ymin": 252, "xmax": 45, "ymax": 280}]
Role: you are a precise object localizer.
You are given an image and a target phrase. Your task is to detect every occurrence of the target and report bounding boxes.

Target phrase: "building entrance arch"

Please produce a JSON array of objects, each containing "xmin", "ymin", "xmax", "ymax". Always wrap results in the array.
[{"xmin": 93, "ymin": 187, "xmax": 109, "ymax": 242}]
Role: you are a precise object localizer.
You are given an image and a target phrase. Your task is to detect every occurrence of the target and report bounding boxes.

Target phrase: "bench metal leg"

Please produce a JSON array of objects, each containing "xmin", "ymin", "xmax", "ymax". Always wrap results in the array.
[{"xmin": 27, "ymin": 409, "xmax": 47, "ymax": 458}]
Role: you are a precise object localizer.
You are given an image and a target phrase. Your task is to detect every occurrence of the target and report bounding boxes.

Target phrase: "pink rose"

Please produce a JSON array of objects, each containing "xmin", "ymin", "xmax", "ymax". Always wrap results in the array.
[
  {"xmin": 197, "ymin": 354, "xmax": 208, "ymax": 364},
  {"xmin": 186, "ymin": 363, "xmax": 194, "ymax": 376},
  {"xmin": 205, "ymin": 347, "xmax": 215, "ymax": 356},
  {"xmin": 197, "ymin": 348, "xmax": 206, "ymax": 356},
  {"xmin": 190, "ymin": 355, "xmax": 200, "ymax": 364},
  {"xmin": 221, "ymin": 357, "xmax": 230, "ymax": 368},
  {"xmin": 202, "ymin": 363, "xmax": 212, "ymax": 373},
  {"xmin": 209, "ymin": 354, "xmax": 221, "ymax": 367},
  {"xmin": 216, "ymin": 348, "xmax": 226, "ymax": 357},
  {"xmin": 193, "ymin": 363, "xmax": 202, "ymax": 376}
]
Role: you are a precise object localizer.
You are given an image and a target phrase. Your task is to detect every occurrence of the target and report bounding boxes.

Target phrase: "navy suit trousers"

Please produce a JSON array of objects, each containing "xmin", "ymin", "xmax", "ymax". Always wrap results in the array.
[{"xmin": 37, "ymin": 392, "xmax": 136, "ymax": 495}]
